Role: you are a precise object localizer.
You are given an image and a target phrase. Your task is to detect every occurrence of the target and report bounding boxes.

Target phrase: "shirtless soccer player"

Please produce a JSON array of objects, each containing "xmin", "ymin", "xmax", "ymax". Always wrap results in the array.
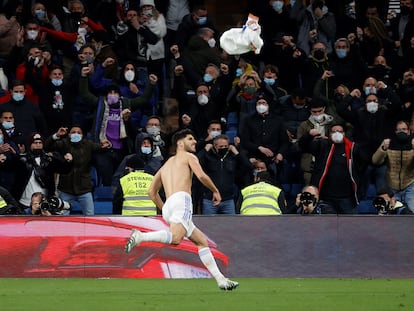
[{"xmin": 125, "ymin": 129, "xmax": 238, "ymax": 291}]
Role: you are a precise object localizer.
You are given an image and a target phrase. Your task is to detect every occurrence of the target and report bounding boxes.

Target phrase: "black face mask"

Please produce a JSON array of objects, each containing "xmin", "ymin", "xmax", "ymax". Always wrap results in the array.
[
  {"xmin": 396, "ymin": 132, "xmax": 410, "ymax": 143},
  {"xmin": 217, "ymin": 148, "xmax": 229, "ymax": 157},
  {"xmin": 312, "ymin": 49, "xmax": 325, "ymax": 61},
  {"xmin": 31, "ymin": 149, "xmax": 43, "ymax": 156}
]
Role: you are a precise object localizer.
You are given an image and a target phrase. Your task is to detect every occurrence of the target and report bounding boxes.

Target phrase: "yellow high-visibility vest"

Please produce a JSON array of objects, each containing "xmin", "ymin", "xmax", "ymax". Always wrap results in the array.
[
  {"xmin": 0, "ymin": 196, "xmax": 7, "ymax": 210},
  {"xmin": 120, "ymin": 171, "xmax": 157, "ymax": 215},
  {"xmin": 240, "ymin": 182, "xmax": 282, "ymax": 215}
]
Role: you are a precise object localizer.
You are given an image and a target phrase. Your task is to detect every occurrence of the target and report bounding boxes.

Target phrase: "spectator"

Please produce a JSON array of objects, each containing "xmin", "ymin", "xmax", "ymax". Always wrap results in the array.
[
  {"xmin": 300, "ymin": 41, "xmax": 332, "ymax": 97},
  {"xmin": 181, "ymin": 28, "xmax": 222, "ymax": 85},
  {"xmin": 45, "ymin": 126, "xmax": 111, "ymax": 216},
  {"xmin": 14, "ymin": 133, "xmax": 73, "ymax": 211},
  {"xmin": 0, "ymin": 110, "xmax": 24, "ymax": 146},
  {"xmin": 0, "ymin": 125, "xmax": 18, "ymax": 187},
  {"xmin": 279, "ymin": 87, "xmax": 311, "ymax": 143},
  {"xmin": 15, "ymin": 45, "xmax": 51, "ymax": 104},
  {"xmin": 139, "ymin": 0, "xmax": 167, "ymax": 101},
  {"xmin": 30, "ymin": 2, "xmax": 62, "ymax": 31},
  {"xmin": 176, "ymin": 2, "xmax": 218, "ymax": 50},
  {"xmin": 238, "ymin": 171, "xmax": 287, "ymax": 215},
  {"xmin": 197, "ymin": 134, "xmax": 252, "ymax": 215},
  {"xmin": 372, "ymin": 120, "xmax": 414, "ymax": 213},
  {"xmin": 0, "ymin": 185, "xmax": 22, "ymax": 215},
  {"xmin": 113, "ymin": 154, "xmax": 157, "ymax": 215},
  {"xmin": 330, "ymin": 37, "xmax": 367, "ymax": 91},
  {"xmin": 296, "ymin": 99, "xmax": 336, "ymax": 185},
  {"xmin": 299, "ymin": 123, "xmax": 365, "ymax": 214},
  {"xmin": 135, "ymin": 115, "xmax": 167, "ymax": 160},
  {"xmin": 195, "ymin": 119, "xmax": 223, "ymax": 152},
  {"xmin": 240, "ymin": 93, "xmax": 289, "ymax": 182},
  {"xmin": 79, "ymin": 66, "xmax": 157, "ymax": 185},
  {"xmin": 27, "ymin": 64, "xmax": 73, "ymax": 135},
  {"xmin": 0, "ymin": 79, "xmax": 48, "ymax": 141},
  {"xmin": 90, "ymin": 30, "xmax": 119, "ymax": 81},
  {"xmin": 114, "ymin": 8, "xmax": 159, "ymax": 71},
  {"xmin": 292, "ymin": 0, "xmax": 336, "ymax": 55},
  {"xmin": 388, "ymin": 0, "xmax": 414, "ymax": 58}
]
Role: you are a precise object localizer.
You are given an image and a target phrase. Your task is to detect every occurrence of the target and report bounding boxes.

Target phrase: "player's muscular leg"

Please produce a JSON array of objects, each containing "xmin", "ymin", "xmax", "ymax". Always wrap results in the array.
[
  {"xmin": 169, "ymin": 223, "xmax": 187, "ymax": 245},
  {"xmin": 188, "ymin": 228, "xmax": 209, "ymax": 249}
]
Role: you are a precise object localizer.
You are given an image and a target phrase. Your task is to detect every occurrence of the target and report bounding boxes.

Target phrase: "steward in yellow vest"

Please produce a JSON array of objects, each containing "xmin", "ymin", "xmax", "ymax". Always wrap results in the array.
[
  {"xmin": 240, "ymin": 171, "xmax": 287, "ymax": 215},
  {"xmin": 0, "ymin": 186, "xmax": 22, "ymax": 215},
  {"xmin": 113, "ymin": 155, "xmax": 157, "ymax": 215}
]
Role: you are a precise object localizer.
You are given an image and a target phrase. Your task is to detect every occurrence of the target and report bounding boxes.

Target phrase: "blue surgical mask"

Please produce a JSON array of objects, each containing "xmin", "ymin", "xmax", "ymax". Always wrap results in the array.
[
  {"xmin": 365, "ymin": 86, "xmax": 377, "ymax": 96},
  {"xmin": 141, "ymin": 146, "xmax": 152, "ymax": 154},
  {"xmin": 203, "ymin": 73, "xmax": 213, "ymax": 83},
  {"xmin": 12, "ymin": 93, "xmax": 24, "ymax": 102},
  {"xmin": 264, "ymin": 78, "xmax": 275, "ymax": 85},
  {"xmin": 0, "ymin": 136, "xmax": 3, "ymax": 144},
  {"xmin": 235, "ymin": 68, "xmax": 243, "ymax": 77},
  {"xmin": 34, "ymin": 9, "xmax": 46, "ymax": 20},
  {"xmin": 51, "ymin": 79, "xmax": 63, "ymax": 86},
  {"xmin": 197, "ymin": 17, "xmax": 207, "ymax": 25},
  {"xmin": 2, "ymin": 121, "xmax": 14, "ymax": 130},
  {"xmin": 335, "ymin": 49, "xmax": 347, "ymax": 59},
  {"xmin": 272, "ymin": 1, "xmax": 284, "ymax": 12},
  {"xmin": 70, "ymin": 133, "xmax": 82, "ymax": 143}
]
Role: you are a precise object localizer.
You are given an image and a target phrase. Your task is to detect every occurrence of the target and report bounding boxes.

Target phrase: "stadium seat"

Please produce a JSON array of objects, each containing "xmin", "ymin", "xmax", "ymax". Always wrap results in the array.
[
  {"xmin": 357, "ymin": 200, "xmax": 377, "ymax": 214},
  {"xmin": 366, "ymin": 183, "xmax": 377, "ymax": 199},
  {"xmin": 226, "ymin": 112, "xmax": 238, "ymax": 131},
  {"xmin": 225, "ymin": 129, "xmax": 238, "ymax": 144},
  {"xmin": 93, "ymin": 186, "xmax": 113, "ymax": 201},
  {"xmin": 93, "ymin": 186, "xmax": 113, "ymax": 215}
]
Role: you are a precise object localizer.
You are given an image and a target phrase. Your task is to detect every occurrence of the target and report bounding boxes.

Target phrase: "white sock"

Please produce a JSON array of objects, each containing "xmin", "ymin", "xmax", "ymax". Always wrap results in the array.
[
  {"xmin": 198, "ymin": 247, "xmax": 225, "ymax": 281},
  {"xmin": 141, "ymin": 230, "xmax": 172, "ymax": 244}
]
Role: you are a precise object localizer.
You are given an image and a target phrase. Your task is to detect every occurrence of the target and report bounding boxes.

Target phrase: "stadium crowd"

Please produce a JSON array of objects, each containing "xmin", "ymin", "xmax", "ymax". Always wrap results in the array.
[{"xmin": 0, "ymin": 0, "xmax": 414, "ymax": 216}]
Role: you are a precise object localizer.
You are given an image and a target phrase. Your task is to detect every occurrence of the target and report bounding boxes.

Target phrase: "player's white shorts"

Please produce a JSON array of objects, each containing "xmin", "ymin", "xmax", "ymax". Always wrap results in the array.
[{"xmin": 162, "ymin": 191, "xmax": 196, "ymax": 237}]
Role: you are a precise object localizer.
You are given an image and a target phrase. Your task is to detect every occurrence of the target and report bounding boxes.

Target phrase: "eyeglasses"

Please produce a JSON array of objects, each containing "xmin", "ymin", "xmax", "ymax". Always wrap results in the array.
[{"xmin": 396, "ymin": 128, "xmax": 409, "ymax": 132}]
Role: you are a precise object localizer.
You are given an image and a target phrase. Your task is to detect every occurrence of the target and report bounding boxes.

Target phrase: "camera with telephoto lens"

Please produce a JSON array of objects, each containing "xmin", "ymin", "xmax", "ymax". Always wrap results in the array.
[
  {"xmin": 40, "ymin": 196, "xmax": 71, "ymax": 214},
  {"xmin": 373, "ymin": 196, "xmax": 390, "ymax": 214},
  {"xmin": 300, "ymin": 192, "xmax": 316, "ymax": 206}
]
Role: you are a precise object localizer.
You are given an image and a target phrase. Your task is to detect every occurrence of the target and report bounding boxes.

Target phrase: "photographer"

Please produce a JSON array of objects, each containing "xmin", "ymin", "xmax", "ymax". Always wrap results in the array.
[
  {"xmin": 29, "ymin": 192, "xmax": 71, "ymax": 216},
  {"xmin": 373, "ymin": 188, "xmax": 413, "ymax": 215},
  {"xmin": 294, "ymin": 185, "xmax": 331, "ymax": 215},
  {"xmin": 14, "ymin": 133, "xmax": 73, "ymax": 211}
]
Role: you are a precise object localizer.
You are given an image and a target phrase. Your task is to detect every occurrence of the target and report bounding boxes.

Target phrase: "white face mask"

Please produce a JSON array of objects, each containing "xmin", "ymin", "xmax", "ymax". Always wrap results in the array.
[
  {"xmin": 311, "ymin": 114, "xmax": 324, "ymax": 123},
  {"xmin": 27, "ymin": 30, "xmax": 38, "ymax": 40},
  {"xmin": 210, "ymin": 130, "xmax": 221, "ymax": 138},
  {"xmin": 256, "ymin": 104, "xmax": 268, "ymax": 114},
  {"xmin": 78, "ymin": 27, "xmax": 87, "ymax": 36},
  {"xmin": 146, "ymin": 126, "xmax": 160, "ymax": 136},
  {"xmin": 366, "ymin": 101, "xmax": 378, "ymax": 113},
  {"xmin": 124, "ymin": 70, "xmax": 135, "ymax": 82},
  {"xmin": 331, "ymin": 132, "xmax": 344, "ymax": 143},
  {"xmin": 197, "ymin": 94, "xmax": 209, "ymax": 105},
  {"xmin": 207, "ymin": 38, "xmax": 216, "ymax": 48}
]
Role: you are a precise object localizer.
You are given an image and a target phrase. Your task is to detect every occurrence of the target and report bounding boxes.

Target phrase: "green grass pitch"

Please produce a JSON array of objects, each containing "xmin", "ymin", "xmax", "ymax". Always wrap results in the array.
[{"xmin": 1, "ymin": 278, "xmax": 413, "ymax": 311}]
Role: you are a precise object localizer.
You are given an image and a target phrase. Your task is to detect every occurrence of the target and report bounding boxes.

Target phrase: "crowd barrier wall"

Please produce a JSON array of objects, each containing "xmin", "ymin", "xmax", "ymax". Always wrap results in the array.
[{"xmin": 0, "ymin": 215, "xmax": 412, "ymax": 278}]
